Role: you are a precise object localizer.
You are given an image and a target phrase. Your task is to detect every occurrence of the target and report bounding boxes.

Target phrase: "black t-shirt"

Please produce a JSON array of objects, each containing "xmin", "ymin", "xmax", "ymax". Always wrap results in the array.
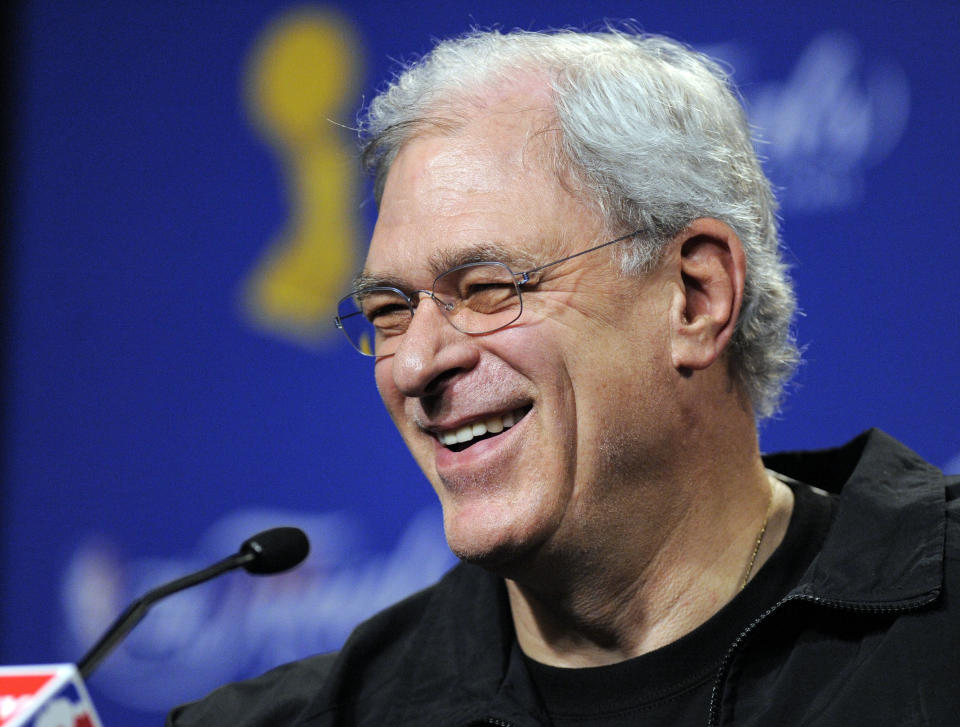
[{"xmin": 522, "ymin": 479, "xmax": 837, "ymax": 726}]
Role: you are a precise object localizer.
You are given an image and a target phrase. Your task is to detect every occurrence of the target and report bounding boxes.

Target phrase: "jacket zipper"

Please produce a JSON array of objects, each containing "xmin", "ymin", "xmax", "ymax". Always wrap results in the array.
[{"xmin": 705, "ymin": 591, "xmax": 939, "ymax": 727}]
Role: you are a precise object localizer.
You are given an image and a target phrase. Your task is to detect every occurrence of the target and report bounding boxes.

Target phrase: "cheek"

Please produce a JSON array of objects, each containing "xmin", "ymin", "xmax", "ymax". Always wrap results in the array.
[
  {"xmin": 564, "ymin": 321, "xmax": 672, "ymax": 440},
  {"xmin": 485, "ymin": 327, "xmax": 570, "ymax": 407},
  {"xmin": 484, "ymin": 327, "xmax": 580, "ymax": 451}
]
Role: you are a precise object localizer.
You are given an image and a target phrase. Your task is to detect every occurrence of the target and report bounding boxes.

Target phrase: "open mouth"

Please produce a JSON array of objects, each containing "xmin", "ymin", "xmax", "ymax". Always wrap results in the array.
[{"xmin": 436, "ymin": 406, "xmax": 531, "ymax": 452}]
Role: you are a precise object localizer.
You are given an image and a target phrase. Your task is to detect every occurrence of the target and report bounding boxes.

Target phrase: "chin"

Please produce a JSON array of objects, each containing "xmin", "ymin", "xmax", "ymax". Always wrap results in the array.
[
  {"xmin": 441, "ymin": 504, "xmax": 550, "ymax": 575},
  {"xmin": 447, "ymin": 536, "xmax": 523, "ymax": 569}
]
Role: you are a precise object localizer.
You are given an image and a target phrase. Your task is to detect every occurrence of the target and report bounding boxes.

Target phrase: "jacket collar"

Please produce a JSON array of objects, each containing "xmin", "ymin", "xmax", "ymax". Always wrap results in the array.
[{"xmin": 764, "ymin": 428, "xmax": 945, "ymax": 607}]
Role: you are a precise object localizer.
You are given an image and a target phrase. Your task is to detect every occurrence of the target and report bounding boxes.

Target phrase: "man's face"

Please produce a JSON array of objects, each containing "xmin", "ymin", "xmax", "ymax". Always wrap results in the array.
[{"xmin": 365, "ymin": 102, "xmax": 684, "ymax": 569}]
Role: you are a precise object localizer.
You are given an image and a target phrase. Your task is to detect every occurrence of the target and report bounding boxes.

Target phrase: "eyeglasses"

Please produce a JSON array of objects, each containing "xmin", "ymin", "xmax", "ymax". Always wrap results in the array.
[{"xmin": 334, "ymin": 230, "xmax": 639, "ymax": 356}]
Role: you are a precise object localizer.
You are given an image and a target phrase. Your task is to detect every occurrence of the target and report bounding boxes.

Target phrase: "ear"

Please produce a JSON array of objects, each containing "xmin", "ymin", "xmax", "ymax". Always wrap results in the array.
[{"xmin": 669, "ymin": 218, "xmax": 746, "ymax": 373}]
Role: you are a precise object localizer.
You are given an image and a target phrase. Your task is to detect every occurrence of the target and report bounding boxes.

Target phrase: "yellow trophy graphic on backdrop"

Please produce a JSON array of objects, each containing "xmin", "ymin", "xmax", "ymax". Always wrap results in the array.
[{"xmin": 242, "ymin": 9, "xmax": 361, "ymax": 346}]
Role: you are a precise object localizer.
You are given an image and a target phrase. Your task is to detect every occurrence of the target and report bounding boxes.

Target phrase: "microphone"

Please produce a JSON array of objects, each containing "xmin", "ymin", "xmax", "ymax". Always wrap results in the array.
[{"xmin": 76, "ymin": 526, "xmax": 309, "ymax": 679}]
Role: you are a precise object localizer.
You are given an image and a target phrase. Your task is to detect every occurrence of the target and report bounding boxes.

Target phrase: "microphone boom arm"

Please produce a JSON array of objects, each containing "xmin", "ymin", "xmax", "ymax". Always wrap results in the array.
[{"xmin": 77, "ymin": 549, "xmax": 255, "ymax": 679}]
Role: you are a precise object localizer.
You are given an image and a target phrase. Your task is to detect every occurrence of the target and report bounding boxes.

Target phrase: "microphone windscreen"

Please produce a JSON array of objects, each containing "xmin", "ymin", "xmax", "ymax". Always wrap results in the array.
[{"xmin": 240, "ymin": 527, "xmax": 310, "ymax": 574}]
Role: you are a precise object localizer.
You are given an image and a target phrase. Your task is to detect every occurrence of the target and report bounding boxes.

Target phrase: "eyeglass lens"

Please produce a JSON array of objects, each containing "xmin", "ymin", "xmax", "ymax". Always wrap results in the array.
[{"xmin": 336, "ymin": 262, "xmax": 523, "ymax": 356}]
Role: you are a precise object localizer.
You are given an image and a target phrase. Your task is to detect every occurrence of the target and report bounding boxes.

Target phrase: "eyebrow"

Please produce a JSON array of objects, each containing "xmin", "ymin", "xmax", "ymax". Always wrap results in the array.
[{"xmin": 354, "ymin": 241, "xmax": 536, "ymax": 291}]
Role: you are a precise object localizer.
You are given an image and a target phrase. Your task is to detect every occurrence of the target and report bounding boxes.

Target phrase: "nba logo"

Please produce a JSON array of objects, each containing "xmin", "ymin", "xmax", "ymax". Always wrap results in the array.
[{"xmin": 0, "ymin": 665, "xmax": 102, "ymax": 727}]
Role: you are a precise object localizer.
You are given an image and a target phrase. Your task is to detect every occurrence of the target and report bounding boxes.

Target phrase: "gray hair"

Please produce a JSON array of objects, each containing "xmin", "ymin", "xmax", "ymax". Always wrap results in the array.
[{"xmin": 359, "ymin": 28, "xmax": 799, "ymax": 419}]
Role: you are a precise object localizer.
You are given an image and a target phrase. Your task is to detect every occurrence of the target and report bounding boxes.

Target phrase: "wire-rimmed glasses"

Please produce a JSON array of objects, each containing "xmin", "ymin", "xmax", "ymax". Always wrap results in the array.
[{"xmin": 335, "ymin": 230, "xmax": 639, "ymax": 356}]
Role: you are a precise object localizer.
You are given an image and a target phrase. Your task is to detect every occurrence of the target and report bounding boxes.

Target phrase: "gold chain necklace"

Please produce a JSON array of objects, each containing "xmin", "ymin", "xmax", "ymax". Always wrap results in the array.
[{"xmin": 740, "ymin": 476, "xmax": 775, "ymax": 591}]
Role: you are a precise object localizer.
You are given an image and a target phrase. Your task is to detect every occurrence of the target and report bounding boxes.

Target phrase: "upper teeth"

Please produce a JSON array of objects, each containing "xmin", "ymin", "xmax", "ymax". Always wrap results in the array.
[{"xmin": 439, "ymin": 408, "xmax": 524, "ymax": 446}]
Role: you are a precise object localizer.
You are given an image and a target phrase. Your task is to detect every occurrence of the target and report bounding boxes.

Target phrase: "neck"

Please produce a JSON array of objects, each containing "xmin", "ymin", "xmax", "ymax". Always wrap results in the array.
[{"xmin": 505, "ymin": 409, "xmax": 793, "ymax": 668}]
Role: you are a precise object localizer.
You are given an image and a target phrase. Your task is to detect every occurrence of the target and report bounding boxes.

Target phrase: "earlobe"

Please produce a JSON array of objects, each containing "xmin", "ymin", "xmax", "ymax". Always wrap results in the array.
[{"xmin": 669, "ymin": 219, "xmax": 746, "ymax": 372}]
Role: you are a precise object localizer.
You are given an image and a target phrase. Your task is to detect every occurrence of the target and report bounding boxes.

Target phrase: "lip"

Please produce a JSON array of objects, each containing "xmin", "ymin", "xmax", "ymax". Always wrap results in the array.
[{"xmin": 432, "ymin": 405, "xmax": 531, "ymax": 478}]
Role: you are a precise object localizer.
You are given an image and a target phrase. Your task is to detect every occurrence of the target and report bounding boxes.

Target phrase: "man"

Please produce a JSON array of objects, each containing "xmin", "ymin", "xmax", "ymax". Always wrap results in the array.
[{"xmin": 170, "ymin": 28, "xmax": 959, "ymax": 726}]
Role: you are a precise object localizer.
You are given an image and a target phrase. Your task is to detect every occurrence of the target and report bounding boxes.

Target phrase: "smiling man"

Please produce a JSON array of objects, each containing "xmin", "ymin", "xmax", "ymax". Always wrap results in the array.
[{"xmin": 170, "ymin": 28, "xmax": 960, "ymax": 726}]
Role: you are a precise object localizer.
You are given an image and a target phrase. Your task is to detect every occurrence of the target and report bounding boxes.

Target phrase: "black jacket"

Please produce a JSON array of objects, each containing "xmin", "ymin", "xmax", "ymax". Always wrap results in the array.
[{"xmin": 168, "ymin": 430, "xmax": 960, "ymax": 726}]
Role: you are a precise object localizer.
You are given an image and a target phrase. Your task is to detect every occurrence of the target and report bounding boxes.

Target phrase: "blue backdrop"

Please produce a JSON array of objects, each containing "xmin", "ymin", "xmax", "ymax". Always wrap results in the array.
[{"xmin": 4, "ymin": 2, "xmax": 959, "ymax": 725}]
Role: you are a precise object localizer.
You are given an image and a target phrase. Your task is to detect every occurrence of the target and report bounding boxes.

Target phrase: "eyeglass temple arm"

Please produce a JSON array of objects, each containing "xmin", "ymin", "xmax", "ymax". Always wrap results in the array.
[{"xmin": 513, "ymin": 230, "xmax": 640, "ymax": 285}]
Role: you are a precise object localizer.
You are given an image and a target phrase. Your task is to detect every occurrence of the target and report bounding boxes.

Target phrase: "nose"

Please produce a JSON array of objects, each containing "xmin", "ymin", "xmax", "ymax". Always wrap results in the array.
[{"xmin": 388, "ymin": 293, "xmax": 479, "ymax": 399}]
